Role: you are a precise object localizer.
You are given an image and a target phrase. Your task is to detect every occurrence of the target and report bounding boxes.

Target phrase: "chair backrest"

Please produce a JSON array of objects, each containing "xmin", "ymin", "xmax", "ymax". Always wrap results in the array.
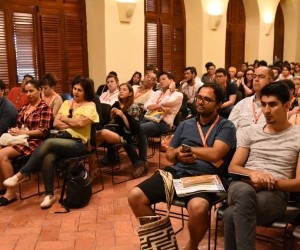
[
  {"xmin": 89, "ymin": 123, "xmax": 98, "ymax": 149},
  {"xmin": 100, "ymin": 103, "xmax": 111, "ymax": 126},
  {"xmin": 235, "ymin": 91, "xmax": 243, "ymax": 105},
  {"xmin": 61, "ymin": 93, "xmax": 72, "ymax": 101}
]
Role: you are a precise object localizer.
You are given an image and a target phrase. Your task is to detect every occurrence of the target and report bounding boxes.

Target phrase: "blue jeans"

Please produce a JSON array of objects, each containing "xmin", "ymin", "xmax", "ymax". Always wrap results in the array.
[
  {"xmin": 223, "ymin": 181, "xmax": 288, "ymax": 250},
  {"xmin": 20, "ymin": 138, "xmax": 87, "ymax": 195},
  {"xmin": 123, "ymin": 120, "xmax": 169, "ymax": 165}
]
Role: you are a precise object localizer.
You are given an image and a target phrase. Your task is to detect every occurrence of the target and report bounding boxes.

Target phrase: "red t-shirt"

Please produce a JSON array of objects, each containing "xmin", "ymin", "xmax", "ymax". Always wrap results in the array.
[{"xmin": 7, "ymin": 87, "xmax": 28, "ymax": 110}]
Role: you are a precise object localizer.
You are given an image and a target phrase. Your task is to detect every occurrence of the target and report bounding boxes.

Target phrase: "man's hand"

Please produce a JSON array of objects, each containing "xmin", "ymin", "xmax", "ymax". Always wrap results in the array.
[
  {"xmin": 177, "ymin": 147, "xmax": 196, "ymax": 164},
  {"xmin": 245, "ymin": 170, "xmax": 276, "ymax": 191}
]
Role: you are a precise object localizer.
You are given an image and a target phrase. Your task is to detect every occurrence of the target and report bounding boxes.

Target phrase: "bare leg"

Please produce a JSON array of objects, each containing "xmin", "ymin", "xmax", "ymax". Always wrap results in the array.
[
  {"xmin": 128, "ymin": 187, "xmax": 156, "ymax": 217},
  {"xmin": 185, "ymin": 198, "xmax": 210, "ymax": 250},
  {"xmin": 96, "ymin": 129, "xmax": 123, "ymax": 145},
  {"xmin": 0, "ymin": 147, "xmax": 22, "ymax": 199}
]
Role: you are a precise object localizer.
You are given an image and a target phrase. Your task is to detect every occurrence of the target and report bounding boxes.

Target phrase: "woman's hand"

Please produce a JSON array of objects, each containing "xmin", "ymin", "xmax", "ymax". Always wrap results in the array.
[
  {"xmin": 115, "ymin": 109, "xmax": 124, "ymax": 118},
  {"xmin": 8, "ymin": 127, "xmax": 22, "ymax": 136}
]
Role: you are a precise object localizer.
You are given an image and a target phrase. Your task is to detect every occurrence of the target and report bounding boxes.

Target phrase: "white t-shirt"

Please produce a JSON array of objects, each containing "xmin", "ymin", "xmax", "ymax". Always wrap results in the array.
[
  {"xmin": 99, "ymin": 90, "xmax": 119, "ymax": 106},
  {"xmin": 238, "ymin": 124, "xmax": 300, "ymax": 179},
  {"xmin": 182, "ymin": 81, "xmax": 203, "ymax": 103}
]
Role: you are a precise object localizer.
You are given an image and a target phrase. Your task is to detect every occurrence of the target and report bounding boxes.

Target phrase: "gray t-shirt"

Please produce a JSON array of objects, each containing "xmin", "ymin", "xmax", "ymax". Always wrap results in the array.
[{"xmin": 238, "ymin": 124, "xmax": 300, "ymax": 179}]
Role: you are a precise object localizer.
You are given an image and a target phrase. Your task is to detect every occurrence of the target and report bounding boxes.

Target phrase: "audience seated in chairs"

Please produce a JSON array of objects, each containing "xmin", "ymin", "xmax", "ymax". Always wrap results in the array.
[
  {"xmin": 96, "ymin": 83, "xmax": 141, "ymax": 165},
  {"xmin": 96, "ymin": 71, "xmax": 117, "ymax": 96},
  {"xmin": 3, "ymin": 77, "xmax": 99, "ymax": 209},
  {"xmin": 0, "ymin": 79, "xmax": 53, "ymax": 206},
  {"xmin": 99, "ymin": 74, "xmax": 119, "ymax": 106},
  {"xmin": 40, "ymin": 73, "xmax": 63, "ymax": 116},
  {"xmin": 123, "ymin": 71, "xmax": 183, "ymax": 178},
  {"xmin": 128, "ymin": 82, "xmax": 236, "ymax": 250},
  {"xmin": 7, "ymin": 74, "xmax": 34, "ymax": 110},
  {"xmin": 223, "ymin": 82, "xmax": 300, "ymax": 250},
  {"xmin": 0, "ymin": 80, "xmax": 18, "ymax": 136}
]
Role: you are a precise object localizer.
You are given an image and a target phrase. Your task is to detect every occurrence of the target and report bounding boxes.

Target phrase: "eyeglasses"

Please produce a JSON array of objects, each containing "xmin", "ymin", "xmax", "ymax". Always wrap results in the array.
[
  {"xmin": 215, "ymin": 75, "xmax": 225, "ymax": 78},
  {"xmin": 196, "ymin": 95, "xmax": 216, "ymax": 104},
  {"xmin": 253, "ymin": 74, "xmax": 269, "ymax": 79},
  {"xmin": 68, "ymin": 108, "xmax": 73, "ymax": 118}
]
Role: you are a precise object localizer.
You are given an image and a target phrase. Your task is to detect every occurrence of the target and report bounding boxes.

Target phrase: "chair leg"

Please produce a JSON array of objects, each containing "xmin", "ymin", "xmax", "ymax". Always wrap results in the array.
[
  {"xmin": 208, "ymin": 211, "xmax": 211, "ymax": 250},
  {"xmin": 174, "ymin": 207, "xmax": 185, "ymax": 234}
]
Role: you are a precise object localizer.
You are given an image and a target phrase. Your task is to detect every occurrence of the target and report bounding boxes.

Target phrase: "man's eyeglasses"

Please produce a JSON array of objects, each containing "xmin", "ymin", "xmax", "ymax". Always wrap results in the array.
[
  {"xmin": 68, "ymin": 108, "xmax": 73, "ymax": 118},
  {"xmin": 253, "ymin": 74, "xmax": 269, "ymax": 79},
  {"xmin": 215, "ymin": 75, "xmax": 225, "ymax": 78},
  {"xmin": 196, "ymin": 96, "xmax": 216, "ymax": 104}
]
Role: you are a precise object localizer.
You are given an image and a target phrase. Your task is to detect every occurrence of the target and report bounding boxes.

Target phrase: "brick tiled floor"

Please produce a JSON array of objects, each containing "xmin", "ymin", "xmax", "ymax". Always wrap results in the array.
[{"xmin": 1, "ymin": 149, "xmax": 300, "ymax": 250}]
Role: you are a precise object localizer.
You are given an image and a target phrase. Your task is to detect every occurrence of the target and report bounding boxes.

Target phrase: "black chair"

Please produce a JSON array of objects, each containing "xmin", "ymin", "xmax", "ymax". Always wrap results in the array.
[
  {"xmin": 99, "ymin": 103, "xmax": 111, "ymax": 127},
  {"xmin": 214, "ymin": 198, "xmax": 300, "ymax": 250},
  {"xmin": 154, "ymin": 192, "xmax": 228, "ymax": 250},
  {"xmin": 60, "ymin": 93, "xmax": 72, "ymax": 101}
]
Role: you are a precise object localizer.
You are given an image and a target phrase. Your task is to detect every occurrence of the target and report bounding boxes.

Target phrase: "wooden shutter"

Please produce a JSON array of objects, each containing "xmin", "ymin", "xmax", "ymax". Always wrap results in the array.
[
  {"xmin": 146, "ymin": 21, "xmax": 158, "ymax": 67},
  {"xmin": 0, "ymin": 10, "xmax": 9, "ymax": 88},
  {"xmin": 13, "ymin": 12, "xmax": 39, "ymax": 80},
  {"xmin": 145, "ymin": 0, "xmax": 157, "ymax": 12},
  {"xmin": 225, "ymin": 0, "xmax": 245, "ymax": 70},
  {"xmin": 145, "ymin": 0, "xmax": 185, "ymax": 82},
  {"xmin": 65, "ymin": 14, "xmax": 85, "ymax": 82}
]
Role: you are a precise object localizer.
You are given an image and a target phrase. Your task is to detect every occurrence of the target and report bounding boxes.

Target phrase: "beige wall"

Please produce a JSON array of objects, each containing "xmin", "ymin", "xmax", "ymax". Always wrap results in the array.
[
  {"xmin": 86, "ymin": 0, "xmax": 144, "ymax": 89},
  {"xmin": 85, "ymin": 0, "xmax": 300, "ymax": 89}
]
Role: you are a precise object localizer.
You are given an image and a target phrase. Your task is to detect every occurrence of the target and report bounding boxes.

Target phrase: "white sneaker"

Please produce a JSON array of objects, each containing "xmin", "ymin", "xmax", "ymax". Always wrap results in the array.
[{"xmin": 40, "ymin": 195, "xmax": 56, "ymax": 208}]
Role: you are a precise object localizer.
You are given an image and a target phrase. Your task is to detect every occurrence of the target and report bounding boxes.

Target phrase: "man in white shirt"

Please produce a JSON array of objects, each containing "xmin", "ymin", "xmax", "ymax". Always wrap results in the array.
[
  {"xmin": 124, "ymin": 71, "xmax": 183, "ymax": 178},
  {"xmin": 229, "ymin": 66, "xmax": 274, "ymax": 141}
]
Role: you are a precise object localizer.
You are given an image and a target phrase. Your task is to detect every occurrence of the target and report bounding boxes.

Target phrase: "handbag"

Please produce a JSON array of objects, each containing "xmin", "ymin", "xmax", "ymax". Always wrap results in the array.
[
  {"xmin": 0, "ymin": 133, "xmax": 29, "ymax": 147},
  {"xmin": 137, "ymin": 169, "xmax": 179, "ymax": 250},
  {"xmin": 144, "ymin": 109, "xmax": 165, "ymax": 123}
]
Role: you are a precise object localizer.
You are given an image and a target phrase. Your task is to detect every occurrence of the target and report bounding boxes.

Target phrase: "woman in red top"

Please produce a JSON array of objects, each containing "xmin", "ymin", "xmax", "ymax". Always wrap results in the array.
[
  {"xmin": 0, "ymin": 79, "xmax": 53, "ymax": 206},
  {"xmin": 7, "ymin": 74, "xmax": 33, "ymax": 110}
]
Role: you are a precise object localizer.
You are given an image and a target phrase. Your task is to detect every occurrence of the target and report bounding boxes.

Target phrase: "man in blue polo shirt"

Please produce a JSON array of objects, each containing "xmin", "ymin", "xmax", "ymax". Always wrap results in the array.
[{"xmin": 128, "ymin": 82, "xmax": 236, "ymax": 250}]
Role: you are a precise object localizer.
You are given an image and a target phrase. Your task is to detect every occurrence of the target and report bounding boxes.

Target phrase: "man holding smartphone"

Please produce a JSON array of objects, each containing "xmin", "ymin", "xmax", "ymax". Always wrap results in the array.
[{"xmin": 128, "ymin": 82, "xmax": 236, "ymax": 250}]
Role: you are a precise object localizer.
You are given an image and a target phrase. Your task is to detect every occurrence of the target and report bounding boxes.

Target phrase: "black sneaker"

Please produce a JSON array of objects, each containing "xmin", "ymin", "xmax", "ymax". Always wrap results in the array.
[
  {"xmin": 131, "ymin": 161, "xmax": 148, "ymax": 178},
  {"xmin": 101, "ymin": 155, "xmax": 120, "ymax": 165}
]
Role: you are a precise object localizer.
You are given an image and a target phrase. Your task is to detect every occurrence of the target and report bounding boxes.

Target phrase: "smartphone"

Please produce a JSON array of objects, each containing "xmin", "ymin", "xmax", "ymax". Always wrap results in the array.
[
  {"xmin": 182, "ymin": 144, "xmax": 191, "ymax": 153},
  {"xmin": 138, "ymin": 216, "xmax": 161, "ymax": 225}
]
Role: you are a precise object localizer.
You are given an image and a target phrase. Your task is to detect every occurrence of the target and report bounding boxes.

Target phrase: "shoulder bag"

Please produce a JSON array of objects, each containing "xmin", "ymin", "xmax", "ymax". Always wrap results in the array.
[{"xmin": 137, "ymin": 169, "xmax": 179, "ymax": 250}]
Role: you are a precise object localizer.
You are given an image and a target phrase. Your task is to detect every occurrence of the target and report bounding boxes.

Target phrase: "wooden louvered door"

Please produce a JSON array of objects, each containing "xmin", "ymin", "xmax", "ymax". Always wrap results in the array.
[
  {"xmin": 0, "ymin": 0, "xmax": 87, "ymax": 93},
  {"xmin": 273, "ymin": 4, "xmax": 284, "ymax": 62},
  {"xmin": 225, "ymin": 0, "xmax": 245, "ymax": 70},
  {"xmin": 145, "ymin": 0, "xmax": 185, "ymax": 82}
]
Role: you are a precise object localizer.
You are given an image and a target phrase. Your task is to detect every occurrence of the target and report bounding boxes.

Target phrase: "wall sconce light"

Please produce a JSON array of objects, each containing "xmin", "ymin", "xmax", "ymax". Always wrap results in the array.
[
  {"xmin": 117, "ymin": 1, "xmax": 136, "ymax": 23},
  {"xmin": 210, "ymin": 15, "xmax": 223, "ymax": 30},
  {"xmin": 265, "ymin": 23, "xmax": 273, "ymax": 36}
]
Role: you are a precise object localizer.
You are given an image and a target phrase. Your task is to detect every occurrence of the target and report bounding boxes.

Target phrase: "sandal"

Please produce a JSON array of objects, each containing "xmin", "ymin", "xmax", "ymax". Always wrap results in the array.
[
  {"xmin": 0, "ymin": 197, "xmax": 17, "ymax": 206},
  {"xmin": 131, "ymin": 161, "xmax": 148, "ymax": 178}
]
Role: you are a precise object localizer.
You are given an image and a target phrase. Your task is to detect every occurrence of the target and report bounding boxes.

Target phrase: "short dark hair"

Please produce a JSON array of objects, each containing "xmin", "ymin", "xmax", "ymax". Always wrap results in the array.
[
  {"xmin": 0, "ymin": 79, "xmax": 5, "ymax": 91},
  {"xmin": 198, "ymin": 82, "xmax": 225, "ymax": 104},
  {"xmin": 184, "ymin": 67, "xmax": 197, "ymax": 75},
  {"xmin": 40, "ymin": 73, "xmax": 58, "ymax": 87},
  {"xmin": 272, "ymin": 66, "xmax": 281, "ymax": 74},
  {"xmin": 258, "ymin": 60, "xmax": 268, "ymax": 67},
  {"xmin": 260, "ymin": 81, "xmax": 290, "ymax": 105},
  {"xmin": 215, "ymin": 68, "xmax": 228, "ymax": 76},
  {"xmin": 158, "ymin": 71, "xmax": 174, "ymax": 80},
  {"xmin": 281, "ymin": 79, "xmax": 295, "ymax": 94},
  {"xmin": 242, "ymin": 62, "xmax": 249, "ymax": 67},
  {"xmin": 25, "ymin": 79, "xmax": 41, "ymax": 89},
  {"xmin": 282, "ymin": 64, "xmax": 291, "ymax": 71},
  {"xmin": 23, "ymin": 74, "xmax": 34, "ymax": 80},
  {"xmin": 71, "ymin": 77, "xmax": 95, "ymax": 101},
  {"xmin": 205, "ymin": 62, "xmax": 215, "ymax": 70}
]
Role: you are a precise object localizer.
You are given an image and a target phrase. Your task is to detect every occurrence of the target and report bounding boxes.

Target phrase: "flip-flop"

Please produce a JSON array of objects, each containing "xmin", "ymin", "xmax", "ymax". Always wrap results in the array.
[{"xmin": 0, "ymin": 197, "xmax": 17, "ymax": 206}]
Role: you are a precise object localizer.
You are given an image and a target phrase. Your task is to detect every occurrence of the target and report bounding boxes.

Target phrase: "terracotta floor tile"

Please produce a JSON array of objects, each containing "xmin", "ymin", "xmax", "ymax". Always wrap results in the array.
[
  {"xmin": 95, "ymin": 229, "xmax": 115, "ymax": 247},
  {"xmin": 75, "ymin": 238, "xmax": 96, "ymax": 250},
  {"xmin": 114, "ymin": 221, "xmax": 134, "ymax": 236},
  {"xmin": 35, "ymin": 240, "xmax": 75, "ymax": 250},
  {"xmin": 38, "ymin": 225, "xmax": 60, "ymax": 241},
  {"xmin": 14, "ymin": 234, "xmax": 38, "ymax": 250}
]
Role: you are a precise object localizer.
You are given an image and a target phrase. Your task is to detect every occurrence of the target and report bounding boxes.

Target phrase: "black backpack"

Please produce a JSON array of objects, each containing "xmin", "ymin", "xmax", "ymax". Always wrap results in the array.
[{"xmin": 56, "ymin": 160, "xmax": 92, "ymax": 213}]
